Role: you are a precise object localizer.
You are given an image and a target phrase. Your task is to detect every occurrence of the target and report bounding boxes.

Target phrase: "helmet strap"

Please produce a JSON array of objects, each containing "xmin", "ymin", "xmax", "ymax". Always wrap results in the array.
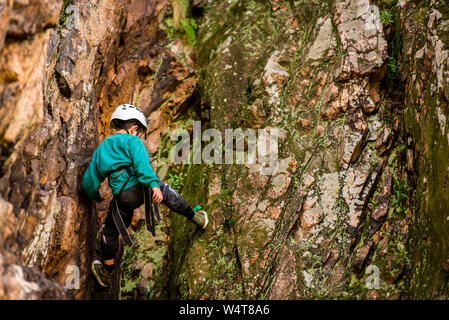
[{"xmin": 135, "ymin": 126, "xmax": 147, "ymax": 139}]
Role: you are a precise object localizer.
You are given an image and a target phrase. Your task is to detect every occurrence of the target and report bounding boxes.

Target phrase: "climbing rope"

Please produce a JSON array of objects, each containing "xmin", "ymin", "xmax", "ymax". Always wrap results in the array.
[{"xmin": 130, "ymin": 0, "xmax": 150, "ymax": 105}]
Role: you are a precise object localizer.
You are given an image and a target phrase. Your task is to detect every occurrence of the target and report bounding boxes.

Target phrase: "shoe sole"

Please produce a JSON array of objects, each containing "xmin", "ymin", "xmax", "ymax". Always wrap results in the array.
[
  {"xmin": 91, "ymin": 261, "xmax": 109, "ymax": 288},
  {"xmin": 200, "ymin": 210, "xmax": 209, "ymax": 229}
]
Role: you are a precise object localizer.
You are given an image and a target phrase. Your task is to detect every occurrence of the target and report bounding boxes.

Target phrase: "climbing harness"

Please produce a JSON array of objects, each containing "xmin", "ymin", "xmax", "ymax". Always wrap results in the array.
[
  {"xmin": 143, "ymin": 185, "xmax": 161, "ymax": 236},
  {"xmin": 108, "ymin": 165, "xmax": 161, "ymax": 246},
  {"xmin": 130, "ymin": 0, "xmax": 150, "ymax": 106}
]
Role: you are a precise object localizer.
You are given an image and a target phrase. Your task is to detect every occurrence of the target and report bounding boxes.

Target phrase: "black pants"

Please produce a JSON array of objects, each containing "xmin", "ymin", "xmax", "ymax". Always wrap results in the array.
[{"xmin": 99, "ymin": 181, "xmax": 195, "ymax": 260}]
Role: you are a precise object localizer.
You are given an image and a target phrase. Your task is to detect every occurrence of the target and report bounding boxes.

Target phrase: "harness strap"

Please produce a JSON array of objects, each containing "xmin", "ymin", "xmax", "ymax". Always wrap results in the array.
[
  {"xmin": 108, "ymin": 166, "xmax": 134, "ymax": 195},
  {"xmin": 109, "ymin": 165, "xmax": 161, "ymax": 242},
  {"xmin": 143, "ymin": 187, "xmax": 161, "ymax": 237},
  {"xmin": 154, "ymin": 199, "xmax": 161, "ymax": 222},
  {"xmin": 112, "ymin": 198, "xmax": 134, "ymax": 246},
  {"xmin": 108, "ymin": 166, "xmax": 135, "ymax": 246}
]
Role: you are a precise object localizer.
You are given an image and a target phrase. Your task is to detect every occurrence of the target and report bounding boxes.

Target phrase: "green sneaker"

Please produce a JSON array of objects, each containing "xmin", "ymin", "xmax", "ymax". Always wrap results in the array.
[
  {"xmin": 91, "ymin": 260, "xmax": 112, "ymax": 288},
  {"xmin": 192, "ymin": 209, "xmax": 209, "ymax": 229}
]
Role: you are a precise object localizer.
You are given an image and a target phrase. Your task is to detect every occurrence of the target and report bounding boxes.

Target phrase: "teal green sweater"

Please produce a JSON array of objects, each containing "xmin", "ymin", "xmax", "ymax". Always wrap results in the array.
[{"xmin": 81, "ymin": 133, "xmax": 160, "ymax": 201}]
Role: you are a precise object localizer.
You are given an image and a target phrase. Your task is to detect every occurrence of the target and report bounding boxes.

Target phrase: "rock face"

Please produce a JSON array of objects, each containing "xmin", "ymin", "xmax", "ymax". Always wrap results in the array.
[
  {"xmin": 399, "ymin": 0, "xmax": 449, "ymax": 299},
  {"xmin": 160, "ymin": 0, "xmax": 402, "ymax": 300},
  {"xmin": 0, "ymin": 0, "xmax": 448, "ymax": 300}
]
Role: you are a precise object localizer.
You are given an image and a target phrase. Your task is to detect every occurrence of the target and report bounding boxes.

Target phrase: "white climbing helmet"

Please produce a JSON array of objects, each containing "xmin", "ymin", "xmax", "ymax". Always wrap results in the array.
[{"xmin": 110, "ymin": 104, "xmax": 147, "ymax": 129}]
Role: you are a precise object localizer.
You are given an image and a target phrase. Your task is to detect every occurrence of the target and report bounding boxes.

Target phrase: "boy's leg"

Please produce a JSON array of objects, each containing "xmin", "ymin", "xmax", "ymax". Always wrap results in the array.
[
  {"xmin": 99, "ymin": 184, "xmax": 144, "ymax": 263},
  {"xmin": 158, "ymin": 181, "xmax": 208, "ymax": 228},
  {"xmin": 99, "ymin": 206, "xmax": 121, "ymax": 266},
  {"xmin": 92, "ymin": 204, "xmax": 119, "ymax": 287},
  {"xmin": 93, "ymin": 188, "xmax": 142, "ymax": 288},
  {"xmin": 93, "ymin": 184, "xmax": 144, "ymax": 287},
  {"xmin": 158, "ymin": 181, "xmax": 195, "ymax": 220}
]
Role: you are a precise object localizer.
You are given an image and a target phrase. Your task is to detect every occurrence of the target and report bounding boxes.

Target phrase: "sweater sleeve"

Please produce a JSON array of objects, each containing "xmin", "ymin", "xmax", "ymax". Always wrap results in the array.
[
  {"xmin": 129, "ymin": 136, "xmax": 160, "ymax": 189},
  {"xmin": 81, "ymin": 156, "xmax": 103, "ymax": 201}
]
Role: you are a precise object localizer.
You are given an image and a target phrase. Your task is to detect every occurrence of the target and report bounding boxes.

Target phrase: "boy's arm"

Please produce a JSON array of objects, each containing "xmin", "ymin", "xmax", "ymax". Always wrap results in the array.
[
  {"xmin": 130, "ymin": 137, "xmax": 160, "ymax": 189},
  {"xmin": 81, "ymin": 156, "xmax": 103, "ymax": 201}
]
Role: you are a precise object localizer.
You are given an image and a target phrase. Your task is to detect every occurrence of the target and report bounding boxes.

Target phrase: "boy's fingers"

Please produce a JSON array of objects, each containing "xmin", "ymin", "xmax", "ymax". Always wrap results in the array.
[{"xmin": 152, "ymin": 191, "xmax": 163, "ymax": 203}]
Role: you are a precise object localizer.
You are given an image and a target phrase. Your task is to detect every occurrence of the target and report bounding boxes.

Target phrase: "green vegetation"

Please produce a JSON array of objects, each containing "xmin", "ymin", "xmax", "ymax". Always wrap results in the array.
[
  {"xmin": 380, "ymin": 9, "xmax": 394, "ymax": 26},
  {"xmin": 387, "ymin": 56, "xmax": 400, "ymax": 80},
  {"xmin": 180, "ymin": 18, "xmax": 198, "ymax": 47},
  {"xmin": 162, "ymin": 0, "xmax": 199, "ymax": 47},
  {"xmin": 120, "ymin": 220, "xmax": 170, "ymax": 300},
  {"xmin": 168, "ymin": 173, "xmax": 184, "ymax": 191},
  {"xmin": 163, "ymin": 18, "xmax": 198, "ymax": 47}
]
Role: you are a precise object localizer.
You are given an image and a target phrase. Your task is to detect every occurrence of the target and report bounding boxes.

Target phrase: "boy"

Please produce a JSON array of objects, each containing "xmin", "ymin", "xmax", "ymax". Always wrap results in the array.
[{"xmin": 81, "ymin": 104, "xmax": 208, "ymax": 288}]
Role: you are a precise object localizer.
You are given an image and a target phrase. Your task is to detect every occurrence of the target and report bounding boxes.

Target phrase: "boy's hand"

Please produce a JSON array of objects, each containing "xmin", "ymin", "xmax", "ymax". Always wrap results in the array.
[{"xmin": 152, "ymin": 187, "xmax": 163, "ymax": 203}]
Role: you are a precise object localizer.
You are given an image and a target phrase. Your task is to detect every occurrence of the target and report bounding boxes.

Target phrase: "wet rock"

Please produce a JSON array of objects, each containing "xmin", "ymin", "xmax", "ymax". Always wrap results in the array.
[
  {"xmin": 333, "ymin": 0, "xmax": 387, "ymax": 77},
  {"xmin": 353, "ymin": 241, "xmax": 374, "ymax": 272},
  {"xmin": 301, "ymin": 203, "xmax": 324, "ymax": 229},
  {"xmin": 302, "ymin": 174, "xmax": 315, "ymax": 188},
  {"xmin": 136, "ymin": 279, "xmax": 148, "ymax": 297},
  {"xmin": 0, "ymin": 29, "xmax": 51, "ymax": 174},
  {"xmin": 0, "ymin": 3, "xmax": 12, "ymax": 52},
  {"xmin": 370, "ymin": 174, "xmax": 392, "ymax": 235},
  {"xmin": 0, "ymin": 197, "xmax": 15, "ymax": 244},
  {"xmin": 349, "ymin": 130, "xmax": 368, "ymax": 164},
  {"xmin": 322, "ymin": 249, "xmax": 340, "ymax": 268},
  {"xmin": 0, "ymin": 253, "xmax": 68, "ymax": 299},
  {"xmin": 6, "ymin": 0, "xmax": 61, "ymax": 38},
  {"xmin": 306, "ymin": 17, "xmax": 337, "ymax": 64},
  {"xmin": 142, "ymin": 263, "xmax": 153, "ymax": 279},
  {"xmin": 0, "ymin": 0, "xmax": 131, "ymax": 299}
]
